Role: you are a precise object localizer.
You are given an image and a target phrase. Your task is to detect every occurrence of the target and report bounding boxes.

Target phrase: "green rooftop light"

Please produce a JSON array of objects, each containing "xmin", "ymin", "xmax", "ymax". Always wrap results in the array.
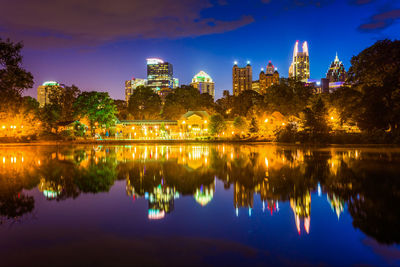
[{"xmin": 42, "ymin": 81, "xmax": 59, "ymax": 86}]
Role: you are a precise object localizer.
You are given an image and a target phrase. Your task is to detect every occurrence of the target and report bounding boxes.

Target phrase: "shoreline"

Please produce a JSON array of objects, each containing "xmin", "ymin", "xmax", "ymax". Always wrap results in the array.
[{"xmin": 0, "ymin": 139, "xmax": 399, "ymax": 148}]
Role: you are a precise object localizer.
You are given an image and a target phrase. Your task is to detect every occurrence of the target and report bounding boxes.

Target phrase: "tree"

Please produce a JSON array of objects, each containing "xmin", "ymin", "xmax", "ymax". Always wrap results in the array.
[
  {"xmin": 128, "ymin": 86, "xmax": 161, "ymax": 120},
  {"xmin": 249, "ymin": 117, "xmax": 259, "ymax": 134},
  {"xmin": 163, "ymin": 85, "xmax": 214, "ymax": 119},
  {"xmin": 0, "ymin": 38, "xmax": 33, "ymax": 108},
  {"xmin": 208, "ymin": 114, "xmax": 226, "ymax": 136},
  {"xmin": 339, "ymin": 39, "xmax": 400, "ymax": 132},
  {"xmin": 48, "ymin": 85, "xmax": 80, "ymax": 122},
  {"xmin": 264, "ymin": 78, "xmax": 313, "ymax": 116},
  {"xmin": 74, "ymin": 91, "xmax": 117, "ymax": 135},
  {"xmin": 232, "ymin": 90, "xmax": 263, "ymax": 118},
  {"xmin": 233, "ymin": 116, "xmax": 247, "ymax": 134},
  {"xmin": 303, "ymin": 97, "xmax": 330, "ymax": 140}
]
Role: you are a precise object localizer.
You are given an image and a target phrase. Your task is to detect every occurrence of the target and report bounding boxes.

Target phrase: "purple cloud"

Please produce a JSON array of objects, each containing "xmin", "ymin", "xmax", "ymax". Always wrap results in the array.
[
  {"xmin": 359, "ymin": 9, "xmax": 400, "ymax": 32},
  {"xmin": 0, "ymin": 0, "xmax": 254, "ymax": 48}
]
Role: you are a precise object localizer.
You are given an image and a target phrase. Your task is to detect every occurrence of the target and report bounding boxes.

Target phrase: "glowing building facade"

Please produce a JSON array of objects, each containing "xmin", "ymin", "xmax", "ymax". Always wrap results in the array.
[
  {"xmin": 259, "ymin": 61, "xmax": 279, "ymax": 94},
  {"xmin": 232, "ymin": 61, "xmax": 252, "ymax": 96},
  {"xmin": 289, "ymin": 41, "xmax": 310, "ymax": 82},
  {"xmin": 326, "ymin": 53, "xmax": 347, "ymax": 83},
  {"xmin": 37, "ymin": 81, "xmax": 63, "ymax": 107},
  {"xmin": 125, "ymin": 78, "xmax": 147, "ymax": 103},
  {"xmin": 191, "ymin": 71, "xmax": 215, "ymax": 100},
  {"xmin": 146, "ymin": 58, "xmax": 174, "ymax": 92}
]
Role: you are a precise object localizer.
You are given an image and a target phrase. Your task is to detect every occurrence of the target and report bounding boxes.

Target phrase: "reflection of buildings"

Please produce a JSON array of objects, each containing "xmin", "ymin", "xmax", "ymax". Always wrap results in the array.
[
  {"xmin": 38, "ymin": 178, "xmax": 62, "ymax": 199},
  {"xmin": 148, "ymin": 184, "xmax": 179, "ymax": 220},
  {"xmin": 289, "ymin": 41, "xmax": 310, "ymax": 82},
  {"xmin": 194, "ymin": 181, "xmax": 215, "ymax": 206},
  {"xmin": 234, "ymin": 182, "xmax": 254, "ymax": 209},
  {"xmin": 327, "ymin": 193, "xmax": 344, "ymax": 219},
  {"xmin": 290, "ymin": 193, "xmax": 311, "ymax": 235}
]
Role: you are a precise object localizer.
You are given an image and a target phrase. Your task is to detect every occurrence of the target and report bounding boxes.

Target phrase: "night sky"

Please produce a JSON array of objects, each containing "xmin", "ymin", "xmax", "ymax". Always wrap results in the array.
[{"xmin": 0, "ymin": 0, "xmax": 399, "ymax": 100}]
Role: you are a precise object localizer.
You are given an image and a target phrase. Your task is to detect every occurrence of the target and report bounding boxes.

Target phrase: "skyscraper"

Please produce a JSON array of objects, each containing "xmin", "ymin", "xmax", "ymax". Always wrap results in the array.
[
  {"xmin": 125, "ymin": 77, "xmax": 147, "ymax": 102},
  {"xmin": 191, "ymin": 71, "xmax": 215, "ymax": 100},
  {"xmin": 37, "ymin": 81, "xmax": 63, "ymax": 107},
  {"xmin": 289, "ymin": 41, "xmax": 310, "ymax": 82},
  {"xmin": 326, "ymin": 53, "xmax": 347, "ymax": 82},
  {"xmin": 232, "ymin": 61, "xmax": 252, "ymax": 96},
  {"xmin": 146, "ymin": 58, "xmax": 174, "ymax": 92},
  {"xmin": 259, "ymin": 61, "xmax": 279, "ymax": 94}
]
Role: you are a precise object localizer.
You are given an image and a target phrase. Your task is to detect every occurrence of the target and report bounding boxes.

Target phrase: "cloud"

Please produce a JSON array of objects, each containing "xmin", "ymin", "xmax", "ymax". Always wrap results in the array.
[
  {"xmin": 0, "ymin": 0, "xmax": 254, "ymax": 48},
  {"xmin": 359, "ymin": 9, "xmax": 400, "ymax": 31}
]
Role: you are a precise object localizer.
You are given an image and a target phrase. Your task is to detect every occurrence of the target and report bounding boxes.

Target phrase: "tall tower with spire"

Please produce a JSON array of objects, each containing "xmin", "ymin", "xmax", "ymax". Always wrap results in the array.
[
  {"xmin": 326, "ymin": 53, "xmax": 347, "ymax": 82},
  {"xmin": 289, "ymin": 41, "xmax": 310, "ymax": 82}
]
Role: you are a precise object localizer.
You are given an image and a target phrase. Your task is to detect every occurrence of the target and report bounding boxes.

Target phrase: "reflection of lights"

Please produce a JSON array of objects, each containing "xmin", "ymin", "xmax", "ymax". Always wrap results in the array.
[
  {"xmin": 318, "ymin": 182, "xmax": 321, "ymax": 197},
  {"xmin": 236, "ymin": 208, "xmax": 239, "ymax": 217},
  {"xmin": 148, "ymin": 209, "xmax": 165, "ymax": 220},
  {"xmin": 182, "ymin": 121, "xmax": 186, "ymax": 124}
]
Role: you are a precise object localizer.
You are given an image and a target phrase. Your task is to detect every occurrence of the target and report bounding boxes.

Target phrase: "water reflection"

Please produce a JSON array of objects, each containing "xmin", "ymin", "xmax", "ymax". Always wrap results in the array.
[{"xmin": 0, "ymin": 145, "xmax": 400, "ymax": 245}]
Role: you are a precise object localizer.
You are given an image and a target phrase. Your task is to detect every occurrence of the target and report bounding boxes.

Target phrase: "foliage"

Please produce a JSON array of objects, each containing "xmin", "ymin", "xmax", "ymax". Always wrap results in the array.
[
  {"xmin": 208, "ymin": 114, "xmax": 226, "ymax": 136},
  {"xmin": 128, "ymin": 86, "xmax": 161, "ymax": 120},
  {"xmin": 265, "ymin": 78, "xmax": 313, "ymax": 116},
  {"xmin": 163, "ymin": 85, "xmax": 215, "ymax": 119},
  {"xmin": 48, "ymin": 85, "xmax": 80, "ymax": 122},
  {"xmin": 302, "ymin": 97, "xmax": 330, "ymax": 141},
  {"xmin": 249, "ymin": 117, "xmax": 259, "ymax": 134},
  {"xmin": 233, "ymin": 116, "xmax": 247, "ymax": 133},
  {"xmin": 74, "ymin": 91, "xmax": 117, "ymax": 134},
  {"xmin": 335, "ymin": 39, "xmax": 400, "ymax": 132},
  {"xmin": 0, "ymin": 38, "xmax": 33, "ymax": 108}
]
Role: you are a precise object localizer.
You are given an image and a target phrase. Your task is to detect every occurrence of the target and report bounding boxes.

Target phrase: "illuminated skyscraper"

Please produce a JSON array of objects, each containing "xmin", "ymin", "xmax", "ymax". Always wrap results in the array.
[
  {"xmin": 289, "ymin": 41, "xmax": 310, "ymax": 82},
  {"xmin": 326, "ymin": 53, "xmax": 347, "ymax": 82},
  {"xmin": 191, "ymin": 71, "xmax": 215, "ymax": 100},
  {"xmin": 146, "ymin": 58, "xmax": 174, "ymax": 92},
  {"xmin": 232, "ymin": 61, "xmax": 252, "ymax": 96},
  {"xmin": 259, "ymin": 61, "xmax": 279, "ymax": 94},
  {"xmin": 125, "ymin": 77, "xmax": 147, "ymax": 102},
  {"xmin": 37, "ymin": 81, "xmax": 63, "ymax": 107}
]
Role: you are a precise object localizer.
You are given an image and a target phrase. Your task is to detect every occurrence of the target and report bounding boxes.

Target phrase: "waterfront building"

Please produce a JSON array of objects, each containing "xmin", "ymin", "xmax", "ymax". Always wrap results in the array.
[
  {"xmin": 259, "ymin": 61, "xmax": 279, "ymax": 94},
  {"xmin": 326, "ymin": 53, "xmax": 347, "ymax": 83},
  {"xmin": 37, "ymin": 81, "xmax": 63, "ymax": 107},
  {"xmin": 146, "ymin": 58, "xmax": 174, "ymax": 92},
  {"xmin": 125, "ymin": 77, "xmax": 147, "ymax": 102},
  {"xmin": 289, "ymin": 41, "xmax": 310, "ymax": 82},
  {"xmin": 232, "ymin": 61, "xmax": 252, "ymax": 96},
  {"xmin": 191, "ymin": 71, "xmax": 215, "ymax": 100}
]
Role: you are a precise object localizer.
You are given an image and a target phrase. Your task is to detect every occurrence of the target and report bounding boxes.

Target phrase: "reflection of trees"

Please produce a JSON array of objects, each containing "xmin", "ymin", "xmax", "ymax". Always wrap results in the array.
[
  {"xmin": 0, "ymin": 174, "xmax": 35, "ymax": 224},
  {"xmin": 75, "ymin": 159, "xmax": 117, "ymax": 193}
]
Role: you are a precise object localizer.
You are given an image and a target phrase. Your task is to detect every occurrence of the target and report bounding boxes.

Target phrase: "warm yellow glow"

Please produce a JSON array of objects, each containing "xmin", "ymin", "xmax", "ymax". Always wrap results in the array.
[
  {"xmin": 131, "ymin": 126, "xmax": 135, "ymax": 130},
  {"xmin": 182, "ymin": 121, "xmax": 186, "ymax": 124},
  {"xmin": 264, "ymin": 118, "xmax": 269, "ymax": 123},
  {"xmin": 204, "ymin": 120, "xmax": 207, "ymax": 124},
  {"xmin": 331, "ymin": 116, "xmax": 334, "ymax": 120},
  {"xmin": 282, "ymin": 123, "xmax": 285, "ymax": 126}
]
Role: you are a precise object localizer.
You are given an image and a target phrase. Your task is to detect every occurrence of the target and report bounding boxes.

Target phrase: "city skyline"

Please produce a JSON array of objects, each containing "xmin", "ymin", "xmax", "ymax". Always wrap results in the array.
[{"xmin": 1, "ymin": 0, "xmax": 399, "ymax": 100}]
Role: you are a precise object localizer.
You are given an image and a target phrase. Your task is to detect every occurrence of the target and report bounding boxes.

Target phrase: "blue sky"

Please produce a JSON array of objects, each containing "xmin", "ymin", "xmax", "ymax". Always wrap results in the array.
[{"xmin": 0, "ymin": 0, "xmax": 399, "ymax": 100}]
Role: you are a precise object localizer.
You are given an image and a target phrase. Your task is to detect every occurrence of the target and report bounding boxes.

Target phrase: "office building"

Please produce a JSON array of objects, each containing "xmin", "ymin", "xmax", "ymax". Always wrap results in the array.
[
  {"xmin": 259, "ymin": 61, "xmax": 279, "ymax": 94},
  {"xmin": 125, "ymin": 78, "xmax": 147, "ymax": 102},
  {"xmin": 146, "ymin": 58, "xmax": 174, "ymax": 92},
  {"xmin": 326, "ymin": 53, "xmax": 347, "ymax": 82},
  {"xmin": 191, "ymin": 71, "xmax": 215, "ymax": 100},
  {"xmin": 37, "ymin": 81, "xmax": 62, "ymax": 107},
  {"xmin": 289, "ymin": 41, "xmax": 310, "ymax": 82},
  {"xmin": 232, "ymin": 61, "xmax": 252, "ymax": 96}
]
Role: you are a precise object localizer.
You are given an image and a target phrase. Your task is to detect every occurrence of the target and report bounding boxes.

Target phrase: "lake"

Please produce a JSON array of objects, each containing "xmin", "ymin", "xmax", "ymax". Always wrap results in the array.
[{"xmin": 0, "ymin": 144, "xmax": 399, "ymax": 266}]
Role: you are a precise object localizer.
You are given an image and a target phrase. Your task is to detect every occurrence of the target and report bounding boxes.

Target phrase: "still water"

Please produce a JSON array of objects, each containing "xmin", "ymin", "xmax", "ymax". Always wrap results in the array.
[{"xmin": 0, "ymin": 144, "xmax": 399, "ymax": 266}]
